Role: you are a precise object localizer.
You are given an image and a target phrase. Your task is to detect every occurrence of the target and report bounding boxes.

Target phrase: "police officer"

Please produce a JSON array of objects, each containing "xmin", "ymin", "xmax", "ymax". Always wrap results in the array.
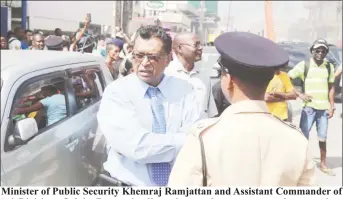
[
  {"xmin": 168, "ymin": 32, "xmax": 315, "ymax": 186},
  {"xmin": 45, "ymin": 35, "xmax": 64, "ymax": 51}
]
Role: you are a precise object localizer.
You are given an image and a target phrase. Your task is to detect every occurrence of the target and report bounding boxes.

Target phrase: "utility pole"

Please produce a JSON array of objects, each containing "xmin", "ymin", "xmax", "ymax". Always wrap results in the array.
[{"xmin": 264, "ymin": 1, "xmax": 276, "ymax": 42}]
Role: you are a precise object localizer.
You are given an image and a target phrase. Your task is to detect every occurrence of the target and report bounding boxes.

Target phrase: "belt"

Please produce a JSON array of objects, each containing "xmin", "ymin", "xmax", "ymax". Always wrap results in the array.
[{"xmin": 98, "ymin": 171, "xmax": 132, "ymax": 186}]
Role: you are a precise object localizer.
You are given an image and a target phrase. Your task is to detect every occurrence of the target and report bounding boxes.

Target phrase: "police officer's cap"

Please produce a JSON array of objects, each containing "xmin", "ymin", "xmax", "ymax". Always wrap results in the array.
[
  {"xmin": 45, "ymin": 35, "xmax": 63, "ymax": 50},
  {"xmin": 214, "ymin": 32, "xmax": 289, "ymax": 69}
]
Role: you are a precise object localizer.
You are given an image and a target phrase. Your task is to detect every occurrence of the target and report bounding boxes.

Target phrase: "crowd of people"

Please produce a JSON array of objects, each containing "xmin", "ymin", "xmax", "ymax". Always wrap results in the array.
[
  {"xmin": 0, "ymin": 16, "xmax": 135, "ymax": 81},
  {"xmin": 1, "ymin": 16, "xmax": 342, "ymax": 186}
]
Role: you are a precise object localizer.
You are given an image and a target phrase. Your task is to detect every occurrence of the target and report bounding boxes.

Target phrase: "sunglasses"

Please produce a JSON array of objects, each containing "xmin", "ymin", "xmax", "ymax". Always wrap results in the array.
[{"xmin": 314, "ymin": 49, "xmax": 327, "ymax": 54}]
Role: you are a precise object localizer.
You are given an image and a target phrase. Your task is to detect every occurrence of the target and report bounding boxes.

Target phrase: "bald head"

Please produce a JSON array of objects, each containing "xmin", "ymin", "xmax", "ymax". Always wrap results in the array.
[
  {"xmin": 172, "ymin": 32, "xmax": 196, "ymax": 50},
  {"xmin": 172, "ymin": 32, "xmax": 203, "ymax": 64}
]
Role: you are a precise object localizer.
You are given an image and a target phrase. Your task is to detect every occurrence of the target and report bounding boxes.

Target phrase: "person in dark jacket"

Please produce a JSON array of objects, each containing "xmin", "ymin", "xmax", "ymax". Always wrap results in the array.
[{"xmin": 212, "ymin": 62, "xmax": 230, "ymax": 116}]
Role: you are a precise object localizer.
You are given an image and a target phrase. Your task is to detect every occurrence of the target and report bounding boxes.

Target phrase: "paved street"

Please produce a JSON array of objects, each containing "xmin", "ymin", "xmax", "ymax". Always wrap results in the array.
[{"xmin": 290, "ymin": 100, "xmax": 342, "ymax": 186}]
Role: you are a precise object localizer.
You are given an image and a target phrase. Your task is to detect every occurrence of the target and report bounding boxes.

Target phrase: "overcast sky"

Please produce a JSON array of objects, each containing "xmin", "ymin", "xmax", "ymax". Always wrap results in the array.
[{"xmin": 218, "ymin": 1, "xmax": 308, "ymax": 31}]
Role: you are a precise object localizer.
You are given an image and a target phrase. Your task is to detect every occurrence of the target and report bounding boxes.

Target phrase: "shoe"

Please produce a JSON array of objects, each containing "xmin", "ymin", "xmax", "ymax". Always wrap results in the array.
[{"xmin": 319, "ymin": 167, "xmax": 335, "ymax": 176}]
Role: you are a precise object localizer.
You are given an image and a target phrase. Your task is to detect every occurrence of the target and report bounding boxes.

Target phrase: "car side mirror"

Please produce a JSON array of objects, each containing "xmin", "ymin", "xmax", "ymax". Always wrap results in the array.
[{"xmin": 8, "ymin": 118, "xmax": 38, "ymax": 146}]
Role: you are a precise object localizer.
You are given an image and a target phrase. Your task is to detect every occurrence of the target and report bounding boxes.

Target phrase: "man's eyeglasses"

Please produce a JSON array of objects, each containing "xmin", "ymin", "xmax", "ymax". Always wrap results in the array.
[
  {"xmin": 179, "ymin": 42, "xmax": 202, "ymax": 49},
  {"xmin": 132, "ymin": 52, "xmax": 168, "ymax": 62}
]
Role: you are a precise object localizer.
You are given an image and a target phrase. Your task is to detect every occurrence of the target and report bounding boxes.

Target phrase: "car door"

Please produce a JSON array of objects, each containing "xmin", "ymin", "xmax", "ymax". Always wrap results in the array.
[
  {"xmin": 1, "ymin": 70, "xmax": 81, "ymax": 186},
  {"xmin": 63, "ymin": 64, "xmax": 107, "ymax": 185}
]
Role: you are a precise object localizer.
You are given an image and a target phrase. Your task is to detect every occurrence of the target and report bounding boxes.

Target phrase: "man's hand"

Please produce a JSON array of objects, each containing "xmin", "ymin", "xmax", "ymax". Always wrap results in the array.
[
  {"xmin": 13, "ymin": 108, "xmax": 21, "ymax": 115},
  {"xmin": 298, "ymin": 93, "xmax": 313, "ymax": 103},
  {"xmin": 265, "ymin": 93, "xmax": 283, "ymax": 102},
  {"xmin": 85, "ymin": 15, "xmax": 91, "ymax": 25},
  {"xmin": 328, "ymin": 108, "xmax": 335, "ymax": 119}
]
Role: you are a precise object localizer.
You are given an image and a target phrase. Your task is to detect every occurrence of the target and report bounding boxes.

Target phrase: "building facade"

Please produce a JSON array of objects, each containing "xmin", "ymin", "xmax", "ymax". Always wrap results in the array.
[
  {"xmin": 304, "ymin": 1, "xmax": 342, "ymax": 45},
  {"xmin": 25, "ymin": 1, "xmax": 114, "ymax": 36},
  {"xmin": 129, "ymin": 1, "xmax": 198, "ymax": 34}
]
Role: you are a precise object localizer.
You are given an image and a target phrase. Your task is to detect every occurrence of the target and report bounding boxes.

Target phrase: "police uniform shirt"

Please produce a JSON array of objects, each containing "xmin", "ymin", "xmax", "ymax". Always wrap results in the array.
[
  {"xmin": 168, "ymin": 100, "xmax": 316, "ymax": 186},
  {"xmin": 168, "ymin": 32, "xmax": 315, "ymax": 187}
]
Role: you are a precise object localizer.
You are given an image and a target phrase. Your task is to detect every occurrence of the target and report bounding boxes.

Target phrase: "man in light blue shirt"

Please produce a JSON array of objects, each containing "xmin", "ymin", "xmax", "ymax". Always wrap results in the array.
[
  {"xmin": 15, "ymin": 85, "xmax": 67, "ymax": 126},
  {"xmin": 97, "ymin": 25, "xmax": 202, "ymax": 186}
]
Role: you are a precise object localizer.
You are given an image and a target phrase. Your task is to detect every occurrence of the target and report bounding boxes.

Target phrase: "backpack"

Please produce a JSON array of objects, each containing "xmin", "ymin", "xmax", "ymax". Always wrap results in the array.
[
  {"xmin": 8, "ymin": 37, "xmax": 19, "ymax": 44},
  {"xmin": 301, "ymin": 59, "xmax": 331, "ymax": 93}
]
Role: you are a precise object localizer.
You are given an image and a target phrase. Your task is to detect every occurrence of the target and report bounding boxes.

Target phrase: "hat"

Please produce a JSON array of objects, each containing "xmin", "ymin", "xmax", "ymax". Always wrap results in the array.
[
  {"xmin": 45, "ymin": 35, "xmax": 63, "ymax": 50},
  {"xmin": 214, "ymin": 32, "xmax": 289, "ymax": 69},
  {"xmin": 310, "ymin": 39, "xmax": 329, "ymax": 52},
  {"xmin": 106, "ymin": 38, "xmax": 124, "ymax": 50}
]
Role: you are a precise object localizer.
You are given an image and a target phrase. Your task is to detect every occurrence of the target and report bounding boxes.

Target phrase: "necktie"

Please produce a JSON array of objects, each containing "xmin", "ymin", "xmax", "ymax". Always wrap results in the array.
[{"xmin": 147, "ymin": 87, "xmax": 171, "ymax": 186}]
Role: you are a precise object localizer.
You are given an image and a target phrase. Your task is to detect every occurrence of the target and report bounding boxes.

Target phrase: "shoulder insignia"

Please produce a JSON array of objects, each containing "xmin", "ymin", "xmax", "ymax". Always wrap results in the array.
[
  {"xmin": 190, "ymin": 118, "xmax": 220, "ymax": 137},
  {"xmin": 273, "ymin": 116, "xmax": 303, "ymax": 134}
]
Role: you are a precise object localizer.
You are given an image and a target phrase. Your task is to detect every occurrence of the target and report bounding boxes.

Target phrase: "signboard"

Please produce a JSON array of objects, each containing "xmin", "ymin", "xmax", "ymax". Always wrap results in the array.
[
  {"xmin": 188, "ymin": 1, "xmax": 217, "ymax": 15},
  {"xmin": 145, "ymin": 1, "xmax": 166, "ymax": 11}
]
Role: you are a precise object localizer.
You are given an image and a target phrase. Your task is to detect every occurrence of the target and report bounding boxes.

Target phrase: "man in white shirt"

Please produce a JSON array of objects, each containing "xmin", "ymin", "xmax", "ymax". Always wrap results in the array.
[
  {"xmin": 97, "ymin": 25, "xmax": 202, "ymax": 186},
  {"xmin": 30, "ymin": 33, "xmax": 47, "ymax": 50},
  {"xmin": 8, "ymin": 27, "xmax": 24, "ymax": 50},
  {"xmin": 165, "ymin": 32, "xmax": 218, "ymax": 118}
]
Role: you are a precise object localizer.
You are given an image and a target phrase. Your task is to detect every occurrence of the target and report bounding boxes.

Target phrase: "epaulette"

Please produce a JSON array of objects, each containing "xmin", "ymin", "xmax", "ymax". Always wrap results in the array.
[
  {"xmin": 273, "ymin": 116, "xmax": 303, "ymax": 134},
  {"xmin": 189, "ymin": 117, "xmax": 220, "ymax": 138}
]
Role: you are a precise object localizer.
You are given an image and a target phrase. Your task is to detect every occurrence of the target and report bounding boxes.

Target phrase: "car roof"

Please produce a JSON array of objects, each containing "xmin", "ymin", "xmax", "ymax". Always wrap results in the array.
[{"xmin": 1, "ymin": 50, "xmax": 103, "ymax": 73}]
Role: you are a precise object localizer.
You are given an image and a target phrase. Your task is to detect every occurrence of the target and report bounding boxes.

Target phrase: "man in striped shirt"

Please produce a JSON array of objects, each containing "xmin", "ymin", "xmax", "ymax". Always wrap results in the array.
[{"xmin": 288, "ymin": 39, "xmax": 335, "ymax": 176}]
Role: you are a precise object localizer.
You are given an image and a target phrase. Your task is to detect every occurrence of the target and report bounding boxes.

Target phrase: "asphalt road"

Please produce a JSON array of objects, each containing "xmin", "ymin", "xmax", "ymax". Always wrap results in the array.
[{"xmin": 289, "ymin": 100, "xmax": 342, "ymax": 186}]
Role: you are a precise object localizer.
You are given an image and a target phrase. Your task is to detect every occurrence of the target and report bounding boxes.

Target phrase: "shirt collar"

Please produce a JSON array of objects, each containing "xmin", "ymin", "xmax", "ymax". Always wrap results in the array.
[
  {"xmin": 170, "ymin": 56, "xmax": 199, "ymax": 75},
  {"xmin": 134, "ymin": 74, "xmax": 171, "ymax": 99},
  {"xmin": 310, "ymin": 57, "xmax": 328, "ymax": 67},
  {"xmin": 220, "ymin": 100, "xmax": 270, "ymax": 119}
]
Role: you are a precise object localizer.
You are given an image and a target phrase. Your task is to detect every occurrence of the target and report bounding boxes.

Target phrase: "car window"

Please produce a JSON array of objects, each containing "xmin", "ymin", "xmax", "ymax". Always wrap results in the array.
[
  {"xmin": 12, "ymin": 77, "xmax": 67, "ymax": 129},
  {"xmin": 70, "ymin": 68, "xmax": 104, "ymax": 111},
  {"xmin": 5, "ymin": 75, "xmax": 69, "ymax": 151}
]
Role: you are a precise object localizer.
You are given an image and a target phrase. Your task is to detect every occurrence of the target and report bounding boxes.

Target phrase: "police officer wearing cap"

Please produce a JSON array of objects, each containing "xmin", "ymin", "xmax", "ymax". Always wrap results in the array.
[
  {"xmin": 45, "ymin": 35, "xmax": 64, "ymax": 51},
  {"xmin": 168, "ymin": 32, "xmax": 315, "ymax": 186},
  {"xmin": 288, "ymin": 39, "xmax": 335, "ymax": 176}
]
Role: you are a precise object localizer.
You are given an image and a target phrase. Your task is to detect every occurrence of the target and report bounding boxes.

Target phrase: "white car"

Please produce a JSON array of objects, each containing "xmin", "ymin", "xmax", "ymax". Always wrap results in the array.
[{"xmin": 1, "ymin": 50, "xmax": 113, "ymax": 185}]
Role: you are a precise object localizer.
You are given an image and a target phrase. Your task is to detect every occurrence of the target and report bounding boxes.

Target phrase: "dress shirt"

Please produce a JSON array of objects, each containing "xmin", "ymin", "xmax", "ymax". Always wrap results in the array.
[
  {"xmin": 97, "ymin": 73, "xmax": 201, "ymax": 186},
  {"xmin": 165, "ymin": 57, "xmax": 218, "ymax": 118}
]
